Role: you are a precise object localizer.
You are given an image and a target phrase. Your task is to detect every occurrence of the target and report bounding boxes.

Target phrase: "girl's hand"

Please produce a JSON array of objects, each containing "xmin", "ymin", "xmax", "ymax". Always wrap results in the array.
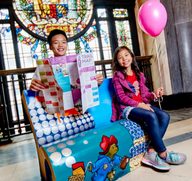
[
  {"xmin": 155, "ymin": 87, "xmax": 163, "ymax": 97},
  {"xmin": 30, "ymin": 79, "xmax": 46, "ymax": 92},
  {"xmin": 95, "ymin": 74, "xmax": 104, "ymax": 86},
  {"xmin": 137, "ymin": 103, "xmax": 154, "ymax": 112}
]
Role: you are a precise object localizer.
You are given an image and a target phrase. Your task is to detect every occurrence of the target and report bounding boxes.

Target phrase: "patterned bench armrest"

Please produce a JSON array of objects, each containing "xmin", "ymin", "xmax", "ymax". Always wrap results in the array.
[
  {"xmin": 22, "ymin": 90, "xmax": 95, "ymax": 147},
  {"xmin": 22, "ymin": 90, "xmax": 95, "ymax": 181}
]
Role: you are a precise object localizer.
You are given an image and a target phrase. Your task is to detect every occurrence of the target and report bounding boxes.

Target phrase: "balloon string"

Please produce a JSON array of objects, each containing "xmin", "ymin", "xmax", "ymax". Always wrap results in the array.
[
  {"xmin": 158, "ymin": 99, "xmax": 162, "ymax": 109},
  {"xmin": 154, "ymin": 37, "xmax": 163, "ymax": 109},
  {"xmin": 155, "ymin": 37, "xmax": 163, "ymax": 87}
]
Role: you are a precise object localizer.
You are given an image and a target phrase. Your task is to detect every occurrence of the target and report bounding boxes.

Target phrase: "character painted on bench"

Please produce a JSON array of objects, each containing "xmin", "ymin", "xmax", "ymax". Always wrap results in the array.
[
  {"xmin": 111, "ymin": 46, "xmax": 187, "ymax": 171},
  {"xmin": 89, "ymin": 135, "xmax": 128, "ymax": 181}
]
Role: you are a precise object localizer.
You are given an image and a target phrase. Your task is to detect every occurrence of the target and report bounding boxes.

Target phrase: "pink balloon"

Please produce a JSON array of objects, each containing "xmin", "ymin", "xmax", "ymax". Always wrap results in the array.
[{"xmin": 138, "ymin": 0, "xmax": 167, "ymax": 37}]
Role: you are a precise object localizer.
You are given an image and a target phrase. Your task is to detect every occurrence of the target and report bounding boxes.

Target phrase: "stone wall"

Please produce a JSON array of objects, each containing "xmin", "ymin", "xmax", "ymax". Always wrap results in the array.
[
  {"xmin": 161, "ymin": 0, "xmax": 192, "ymax": 94},
  {"xmin": 134, "ymin": 0, "xmax": 172, "ymax": 95}
]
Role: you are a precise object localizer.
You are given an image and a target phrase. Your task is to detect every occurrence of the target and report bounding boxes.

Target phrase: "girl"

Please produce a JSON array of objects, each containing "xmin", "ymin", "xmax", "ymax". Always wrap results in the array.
[{"xmin": 111, "ymin": 46, "xmax": 186, "ymax": 171}]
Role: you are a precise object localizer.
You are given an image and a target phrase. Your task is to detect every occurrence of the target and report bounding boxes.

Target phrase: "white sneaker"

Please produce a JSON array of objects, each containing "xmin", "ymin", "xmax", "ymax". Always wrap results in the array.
[{"xmin": 165, "ymin": 151, "xmax": 187, "ymax": 165}]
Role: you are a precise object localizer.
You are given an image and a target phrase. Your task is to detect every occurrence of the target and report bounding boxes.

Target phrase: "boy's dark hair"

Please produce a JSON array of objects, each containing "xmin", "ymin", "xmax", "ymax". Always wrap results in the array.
[
  {"xmin": 112, "ymin": 46, "xmax": 141, "ymax": 81},
  {"xmin": 48, "ymin": 29, "xmax": 68, "ymax": 45}
]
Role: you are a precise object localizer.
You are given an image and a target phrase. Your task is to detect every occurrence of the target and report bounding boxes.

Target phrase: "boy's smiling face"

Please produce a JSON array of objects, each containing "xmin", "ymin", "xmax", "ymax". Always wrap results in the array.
[{"xmin": 49, "ymin": 34, "xmax": 68, "ymax": 57}]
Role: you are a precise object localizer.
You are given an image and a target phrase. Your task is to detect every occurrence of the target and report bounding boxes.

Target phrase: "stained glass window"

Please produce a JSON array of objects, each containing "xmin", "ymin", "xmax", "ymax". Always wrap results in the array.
[
  {"xmin": 99, "ymin": 21, "xmax": 112, "ymax": 60},
  {"xmin": 113, "ymin": 9, "xmax": 133, "ymax": 52},
  {"xmin": 84, "ymin": 23, "xmax": 100, "ymax": 60},
  {"xmin": 13, "ymin": 0, "xmax": 93, "ymax": 39},
  {"xmin": 1, "ymin": 20, "xmax": 109, "ymax": 65},
  {"xmin": 15, "ymin": 22, "xmax": 53, "ymax": 101},
  {"xmin": 15, "ymin": 22, "xmax": 52, "ymax": 68},
  {"xmin": 113, "ymin": 9, "xmax": 128, "ymax": 18},
  {"xmin": 97, "ymin": 9, "xmax": 107, "ymax": 18},
  {"xmin": 0, "ymin": 24, "xmax": 16, "ymax": 70},
  {"xmin": 0, "ymin": 23, "xmax": 25, "ymax": 122},
  {"xmin": 0, "ymin": 24, "xmax": 18, "ymax": 122},
  {"xmin": 115, "ymin": 20, "xmax": 133, "ymax": 51},
  {"xmin": 67, "ymin": 20, "xmax": 101, "ymax": 60},
  {"xmin": 0, "ymin": 9, "xmax": 9, "ymax": 20}
]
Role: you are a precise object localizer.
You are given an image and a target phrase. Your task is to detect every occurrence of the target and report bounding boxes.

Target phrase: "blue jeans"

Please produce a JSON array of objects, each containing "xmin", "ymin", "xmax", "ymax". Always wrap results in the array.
[{"xmin": 128, "ymin": 105, "xmax": 170, "ymax": 153}]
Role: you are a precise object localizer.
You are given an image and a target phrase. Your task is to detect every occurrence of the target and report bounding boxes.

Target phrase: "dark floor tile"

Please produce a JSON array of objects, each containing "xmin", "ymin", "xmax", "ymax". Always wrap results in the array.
[{"xmin": 164, "ymin": 131, "xmax": 192, "ymax": 146}]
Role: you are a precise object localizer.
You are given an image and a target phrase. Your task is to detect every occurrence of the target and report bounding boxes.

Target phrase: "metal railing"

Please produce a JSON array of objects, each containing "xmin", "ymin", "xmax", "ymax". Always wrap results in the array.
[{"xmin": 0, "ymin": 55, "xmax": 153, "ymax": 141}]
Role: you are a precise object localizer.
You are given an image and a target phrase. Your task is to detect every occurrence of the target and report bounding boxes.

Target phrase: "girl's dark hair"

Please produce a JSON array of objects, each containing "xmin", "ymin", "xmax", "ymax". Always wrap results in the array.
[
  {"xmin": 48, "ymin": 29, "xmax": 68, "ymax": 45},
  {"xmin": 112, "ymin": 46, "xmax": 140, "ymax": 81}
]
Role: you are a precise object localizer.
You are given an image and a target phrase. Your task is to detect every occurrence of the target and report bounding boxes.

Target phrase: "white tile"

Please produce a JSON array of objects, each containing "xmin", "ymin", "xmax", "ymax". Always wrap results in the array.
[
  {"xmin": 166, "ymin": 139, "xmax": 192, "ymax": 178},
  {"xmin": 0, "ymin": 164, "xmax": 17, "ymax": 181},
  {"xmin": 118, "ymin": 169, "xmax": 191, "ymax": 181},
  {"xmin": 10, "ymin": 164, "xmax": 40, "ymax": 181},
  {"xmin": 164, "ymin": 118, "xmax": 192, "ymax": 139},
  {"xmin": 119, "ymin": 139, "xmax": 192, "ymax": 181},
  {"xmin": 14, "ymin": 159, "xmax": 39, "ymax": 171}
]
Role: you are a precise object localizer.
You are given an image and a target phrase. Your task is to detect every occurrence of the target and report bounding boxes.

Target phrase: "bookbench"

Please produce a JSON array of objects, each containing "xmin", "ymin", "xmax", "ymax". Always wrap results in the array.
[{"xmin": 22, "ymin": 78, "xmax": 148, "ymax": 181}]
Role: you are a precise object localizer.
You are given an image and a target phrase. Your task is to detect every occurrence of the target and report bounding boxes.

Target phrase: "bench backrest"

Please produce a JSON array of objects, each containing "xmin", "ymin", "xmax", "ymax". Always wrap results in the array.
[{"xmin": 87, "ymin": 78, "xmax": 114, "ymax": 128}]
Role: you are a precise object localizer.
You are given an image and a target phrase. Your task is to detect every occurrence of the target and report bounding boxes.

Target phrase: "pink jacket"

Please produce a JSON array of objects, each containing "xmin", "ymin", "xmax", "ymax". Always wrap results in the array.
[{"xmin": 111, "ymin": 71, "xmax": 154, "ymax": 122}]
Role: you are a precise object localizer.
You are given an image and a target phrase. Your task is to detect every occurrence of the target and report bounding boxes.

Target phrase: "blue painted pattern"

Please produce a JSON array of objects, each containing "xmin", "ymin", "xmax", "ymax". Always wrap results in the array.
[
  {"xmin": 27, "ymin": 101, "xmax": 95, "ymax": 146},
  {"xmin": 120, "ymin": 120, "xmax": 148, "ymax": 158}
]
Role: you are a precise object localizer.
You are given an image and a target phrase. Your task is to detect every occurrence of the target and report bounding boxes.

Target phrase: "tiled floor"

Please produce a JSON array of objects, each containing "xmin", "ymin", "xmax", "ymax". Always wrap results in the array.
[
  {"xmin": 166, "ymin": 107, "xmax": 192, "ymax": 123},
  {"xmin": 120, "ymin": 118, "xmax": 192, "ymax": 181},
  {"xmin": 120, "ymin": 140, "xmax": 192, "ymax": 181},
  {"xmin": 0, "ymin": 109, "xmax": 192, "ymax": 181}
]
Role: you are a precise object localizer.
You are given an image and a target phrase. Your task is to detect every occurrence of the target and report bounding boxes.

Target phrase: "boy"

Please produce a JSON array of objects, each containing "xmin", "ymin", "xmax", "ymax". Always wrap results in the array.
[{"xmin": 30, "ymin": 29, "xmax": 103, "ymax": 91}]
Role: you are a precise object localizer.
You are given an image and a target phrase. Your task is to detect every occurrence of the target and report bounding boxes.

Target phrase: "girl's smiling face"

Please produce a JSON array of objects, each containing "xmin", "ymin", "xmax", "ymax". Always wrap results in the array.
[
  {"xmin": 117, "ymin": 48, "xmax": 132, "ymax": 70},
  {"xmin": 49, "ymin": 34, "xmax": 68, "ymax": 57}
]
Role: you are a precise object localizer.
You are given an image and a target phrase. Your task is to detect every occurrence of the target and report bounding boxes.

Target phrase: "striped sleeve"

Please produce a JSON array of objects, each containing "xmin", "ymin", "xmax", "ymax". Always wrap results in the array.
[{"xmin": 113, "ymin": 79, "xmax": 139, "ymax": 107}]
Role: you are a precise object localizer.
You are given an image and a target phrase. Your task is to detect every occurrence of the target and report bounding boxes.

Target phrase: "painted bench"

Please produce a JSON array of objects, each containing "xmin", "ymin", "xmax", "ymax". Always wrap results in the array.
[{"xmin": 22, "ymin": 78, "xmax": 148, "ymax": 181}]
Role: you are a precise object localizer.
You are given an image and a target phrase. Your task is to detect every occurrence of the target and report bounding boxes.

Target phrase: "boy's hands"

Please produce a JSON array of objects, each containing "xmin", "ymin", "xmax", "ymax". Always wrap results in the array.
[
  {"xmin": 29, "ymin": 79, "xmax": 46, "ymax": 92},
  {"xmin": 95, "ymin": 74, "xmax": 104, "ymax": 86}
]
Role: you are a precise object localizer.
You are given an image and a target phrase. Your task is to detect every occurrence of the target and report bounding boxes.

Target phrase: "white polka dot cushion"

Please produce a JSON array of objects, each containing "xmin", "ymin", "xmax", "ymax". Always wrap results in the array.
[{"xmin": 27, "ymin": 101, "xmax": 95, "ymax": 146}]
